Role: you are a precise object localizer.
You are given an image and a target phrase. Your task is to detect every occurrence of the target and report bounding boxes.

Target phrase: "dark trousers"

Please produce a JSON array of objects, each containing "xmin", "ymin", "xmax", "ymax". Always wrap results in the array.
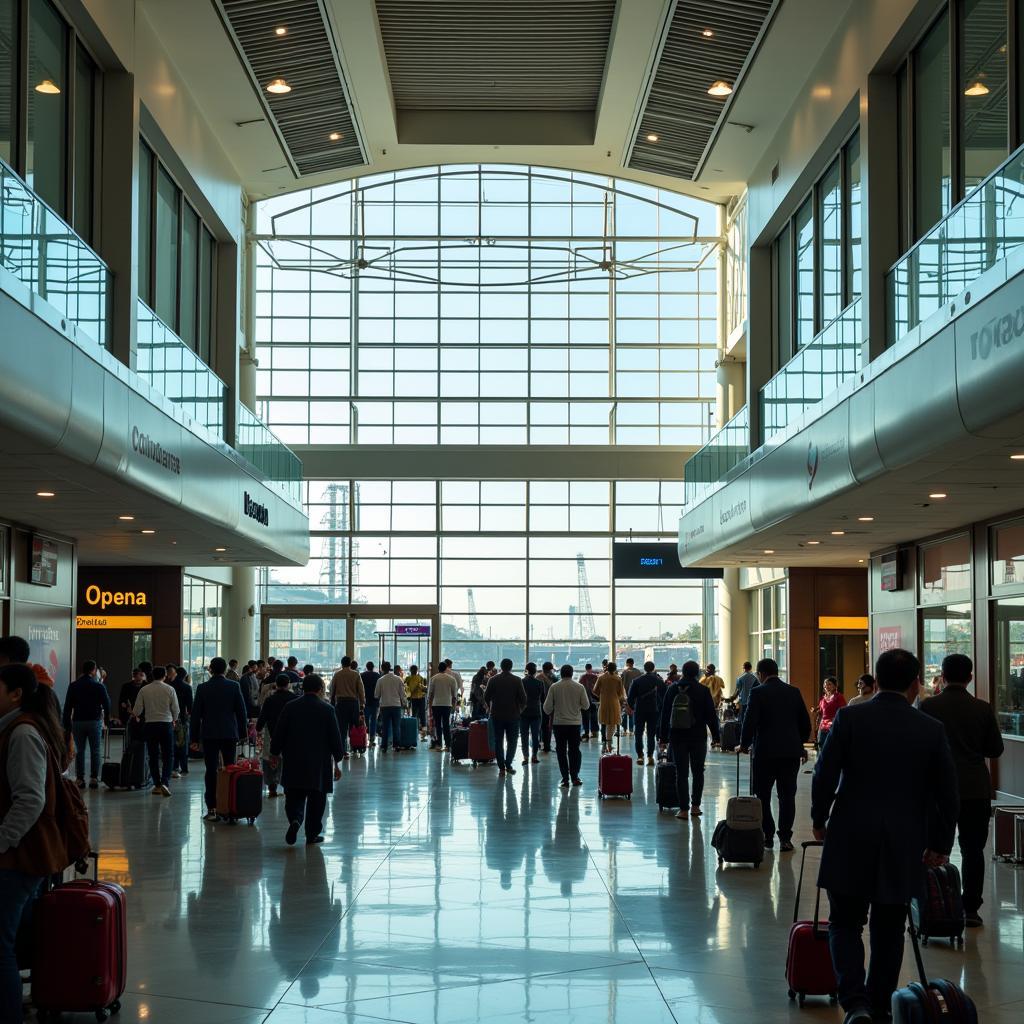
[
  {"xmin": 669, "ymin": 734, "xmax": 707, "ymax": 809},
  {"xmin": 144, "ymin": 722, "xmax": 174, "ymax": 787},
  {"xmin": 379, "ymin": 706, "xmax": 402, "ymax": 750},
  {"xmin": 335, "ymin": 698, "xmax": 361, "ymax": 754},
  {"xmin": 0, "ymin": 869, "xmax": 43, "ymax": 1023},
  {"xmin": 433, "ymin": 705, "xmax": 453, "ymax": 747},
  {"xmin": 364, "ymin": 702, "xmax": 379, "ymax": 744},
  {"xmin": 493, "ymin": 717, "xmax": 519, "ymax": 769},
  {"xmin": 173, "ymin": 721, "xmax": 190, "ymax": 773},
  {"xmin": 411, "ymin": 697, "xmax": 427, "ymax": 729},
  {"xmin": 751, "ymin": 754, "xmax": 800, "ymax": 842},
  {"xmin": 553, "ymin": 724, "xmax": 582, "ymax": 781},
  {"xmin": 284, "ymin": 788, "xmax": 327, "ymax": 840},
  {"xmin": 541, "ymin": 711, "xmax": 553, "ymax": 751},
  {"xmin": 582, "ymin": 704, "xmax": 598, "ymax": 735},
  {"xmin": 827, "ymin": 891, "xmax": 906, "ymax": 1014},
  {"xmin": 202, "ymin": 738, "xmax": 237, "ymax": 810},
  {"xmin": 633, "ymin": 709, "xmax": 658, "ymax": 757},
  {"xmin": 71, "ymin": 719, "xmax": 103, "ymax": 780},
  {"xmin": 957, "ymin": 798, "xmax": 992, "ymax": 914},
  {"xmin": 520, "ymin": 714, "xmax": 541, "ymax": 755}
]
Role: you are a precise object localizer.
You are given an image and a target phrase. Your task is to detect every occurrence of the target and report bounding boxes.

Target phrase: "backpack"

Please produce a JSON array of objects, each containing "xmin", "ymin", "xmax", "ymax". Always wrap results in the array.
[
  {"xmin": 670, "ymin": 685, "xmax": 694, "ymax": 730},
  {"xmin": 51, "ymin": 751, "xmax": 92, "ymax": 869}
]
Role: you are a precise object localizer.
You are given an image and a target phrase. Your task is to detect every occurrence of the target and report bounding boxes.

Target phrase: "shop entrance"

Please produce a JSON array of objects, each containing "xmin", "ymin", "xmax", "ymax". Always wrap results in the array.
[
  {"xmin": 260, "ymin": 604, "xmax": 440, "ymax": 675},
  {"xmin": 818, "ymin": 630, "xmax": 869, "ymax": 694}
]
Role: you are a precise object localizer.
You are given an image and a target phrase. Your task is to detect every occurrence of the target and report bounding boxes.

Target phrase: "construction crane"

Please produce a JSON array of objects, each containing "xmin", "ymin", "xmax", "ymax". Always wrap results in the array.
[
  {"xmin": 320, "ymin": 482, "xmax": 356, "ymax": 591},
  {"xmin": 575, "ymin": 553, "xmax": 597, "ymax": 640},
  {"xmin": 467, "ymin": 588, "xmax": 480, "ymax": 637}
]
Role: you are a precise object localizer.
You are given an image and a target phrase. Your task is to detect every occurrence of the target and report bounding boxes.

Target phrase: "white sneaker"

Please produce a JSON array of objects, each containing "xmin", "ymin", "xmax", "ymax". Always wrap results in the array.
[{"xmin": 171, "ymin": 771, "xmax": 181, "ymax": 779}]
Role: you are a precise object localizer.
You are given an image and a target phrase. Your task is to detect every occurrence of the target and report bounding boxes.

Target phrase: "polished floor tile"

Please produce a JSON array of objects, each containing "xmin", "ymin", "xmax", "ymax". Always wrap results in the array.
[{"xmin": 48, "ymin": 738, "xmax": 1022, "ymax": 1023}]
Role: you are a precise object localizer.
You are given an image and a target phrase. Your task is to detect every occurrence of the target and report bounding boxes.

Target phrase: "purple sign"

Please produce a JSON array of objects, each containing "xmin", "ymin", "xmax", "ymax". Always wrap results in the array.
[{"xmin": 395, "ymin": 623, "xmax": 430, "ymax": 637}]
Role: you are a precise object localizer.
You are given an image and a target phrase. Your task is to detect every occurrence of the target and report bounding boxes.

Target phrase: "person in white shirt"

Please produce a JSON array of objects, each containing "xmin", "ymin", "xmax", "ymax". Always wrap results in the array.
[
  {"xmin": 543, "ymin": 664, "xmax": 591, "ymax": 788},
  {"xmin": 427, "ymin": 665, "xmax": 459, "ymax": 752},
  {"xmin": 132, "ymin": 666, "xmax": 179, "ymax": 796},
  {"xmin": 444, "ymin": 658, "xmax": 464, "ymax": 701},
  {"xmin": 374, "ymin": 662, "xmax": 408, "ymax": 753},
  {"xmin": 847, "ymin": 673, "xmax": 877, "ymax": 706}
]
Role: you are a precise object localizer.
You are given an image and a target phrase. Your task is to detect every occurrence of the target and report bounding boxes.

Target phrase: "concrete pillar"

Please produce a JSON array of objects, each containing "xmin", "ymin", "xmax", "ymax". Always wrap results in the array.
[
  {"xmin": 224, "ymin": 566, "xmax": 258, "ymax": 661},
  {"xmin": 718, "ymin": 567, "xmax": 751, "ymax": 684}
]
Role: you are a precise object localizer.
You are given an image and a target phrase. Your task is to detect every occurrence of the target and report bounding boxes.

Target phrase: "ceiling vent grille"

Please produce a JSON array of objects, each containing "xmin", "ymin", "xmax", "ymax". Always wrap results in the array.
[
  {"xmin": 629, "ymin": 0, "xmax": 776, "ymax": 180},
  {"xmin": 375, "ymin": 0, "xmax": 617, "ymax": 111},
  {"xmin": 214, "ymin": 0, "xmax": 366, "ymax": 176}
]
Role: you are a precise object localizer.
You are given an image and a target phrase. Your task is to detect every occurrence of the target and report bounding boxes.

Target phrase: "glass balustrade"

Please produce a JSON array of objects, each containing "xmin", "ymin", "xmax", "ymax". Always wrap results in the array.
[
  {"xmin": 683, "ymin": 406, "xmax": 750, "ymax": 505},
  {"xmin": 0, "ymin": 158, "xmax": 108, "ymax": 346},
  {"xmin": 888, "ymin": 145, "xmax": 1024, "ymax": 343},
  {"xmin": 136, "ymin": 299, "xmax": 226, "ymax": 438},
  {"xmin": 236, "ymin": 403, "xmax": 303, "ymax": 504},
  {"xmin": 760, "ymin": 299, "xmax": 861, "ymax": 443}
]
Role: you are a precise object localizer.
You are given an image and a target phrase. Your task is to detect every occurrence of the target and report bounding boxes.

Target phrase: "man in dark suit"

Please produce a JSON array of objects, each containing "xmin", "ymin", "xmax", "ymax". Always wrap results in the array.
[
  {"xmin": 270, "ymin": 673, "xmax": 344, "ymax": 846},
  {"xmin": 738, "ymin": 657, "xmax": 811, "ymax": 852},
  {"xmin": 812, "ymin": 648, "xmax": 958, "ymax": 1024},
  {"xmin": 922, "ymin": 652, "xmax": 1004, "ymax": 926},
  {"xmin": 190, "ymin": 656, "xmax": 248, "ymax": 821}
]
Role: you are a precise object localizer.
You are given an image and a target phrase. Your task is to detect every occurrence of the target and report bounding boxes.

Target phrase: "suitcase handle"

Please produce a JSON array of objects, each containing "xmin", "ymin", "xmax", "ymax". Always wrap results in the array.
[
  {"xmin": 794, "ymin": 840, "xmax": 825, "ymax": 933},
  {"xmin": 906, "ymin": 910, "xmax": 929, "ymax": 988}
]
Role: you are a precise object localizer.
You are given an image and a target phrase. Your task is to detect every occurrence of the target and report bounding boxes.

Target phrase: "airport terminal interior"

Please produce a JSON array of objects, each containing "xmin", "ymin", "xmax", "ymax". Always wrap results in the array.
[{"xmin": 1, "ymin": 0, "xmax": 1024, "ymax": 1021}]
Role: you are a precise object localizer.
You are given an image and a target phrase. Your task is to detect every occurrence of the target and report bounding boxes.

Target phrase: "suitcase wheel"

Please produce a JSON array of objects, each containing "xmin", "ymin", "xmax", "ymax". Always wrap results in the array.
[
  {"xmin": 717, "ymin": 857, "xmax": 723, "ymax": 867},
  {"xmin": 798, "ymin": 994, "xmax": 806, "ymax": 1008},
  {"xmin": 787, "ymin": 989, "xmax": 796, "ymax": 1001},
  {"xmin": 921, "ymin": 936, "xmax": 928, "ymax": 946},
  {"xmin": 830, "ymin": 994, "xmax": 838, "ymax": 1004},
  {"xmin": 248, "ymin": 818, "xmax": 256, "ymax": 825}
]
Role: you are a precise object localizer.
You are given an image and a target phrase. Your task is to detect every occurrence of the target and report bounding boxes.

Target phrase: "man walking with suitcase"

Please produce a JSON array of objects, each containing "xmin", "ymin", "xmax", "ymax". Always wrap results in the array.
[
  {"xmin": 921, "ymin": 653, "xmax": 1004, "ymax": 927},
  {"xmin": 738, "ymin": 657, "xmax": 811, "ymax": 851},
  {"xmin": 658, "ymin": 661, "xmax": 720, "ymax": 819},
  {"xmin": 811, "ymin": 648, "xmax": 958, "ymax": 1023},
  {"xmin": 191, "ymin": 658, "xmax": 248, "ymax": 822},
  {"xmin": 329, "ymin": 656, "xmax": 365, "ymax": 760},
  {"xmin": 627, "ymin": 661, "xmax": 662, "ymax": 766},
  {"xmin": 270, "ymin": 674, "xmax": 344, "ymax": 846},
  {"xmin": 484, "ymin": 659, "xmax": 527, "ymax": 775}
]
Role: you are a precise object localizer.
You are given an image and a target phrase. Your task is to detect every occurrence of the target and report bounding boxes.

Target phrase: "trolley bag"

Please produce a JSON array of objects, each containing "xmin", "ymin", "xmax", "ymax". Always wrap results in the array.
[
  {"xmin": 100, "ymin": 727, "xmax": 122, "ymax": 789},
  {"xmin": 911, "ymin": 862, "xmax": 966, "ymax": 948},
  {"xmin": 720, "ymin": 719, "xmax": 741, "ymax": 751},
  {"xmin": 216, "ymin": 760, "xmax": 263, "ymax": 823},
  {"xmin": 891, "ymin": 916, "xmax": 978, "ymax": 1023},
  {"xmin": 397, "ymin": 715, "xmax": 419, "ymax": 750},
  {"xmin": 712, "ymin": 753, "xmax": 763, "ymax": 867},
  {"xmin": 785, "ymin": 840, "xmax": 838, "ymax": 1006},
  {"xmin": 349, "ymin": 719, "xmax": 368, "ymax": 753},
  {"xmin": 655, "ymin": 754, "xmax": 678, "ymax": 811},
  {"xmin": 117, "ymin": 720, "xmax": 148, "ymax": 789},
  {"xmin": 450, "ymin": 725, "xmax": 471, "ymax": 763},
  {"xmin": 468, "ymin": 719, "xmax": 495, "ymax": 764},
  {"xmin": 993, "ymin": 805, "xmax": 1024, "ymax": 860},
  {"xmin": 31, "ymin": 854, "xmax": 127, "ymax": 1020},
  {"xmin": 598, "ymin": 731, "xmax": 633, "ymax": 799}
]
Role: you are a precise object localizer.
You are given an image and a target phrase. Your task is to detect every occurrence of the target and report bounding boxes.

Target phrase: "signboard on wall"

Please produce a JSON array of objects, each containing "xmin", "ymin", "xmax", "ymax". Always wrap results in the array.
[
  {"xmin": 30, "ymin": 536, "xmax": 58, "ymax": 586},
  {"xmin": 395, "ymin": 624, "xmax": 430, "ymax": 637},
  {"xmin": 15, "ymin": 604, "xmax": 72, "ymax": 694},
  {"xmin": 614, "ymin": 542, "xmax": 723, "ymax": 580},
  {"xmin": 876, "ymin": 625, "xmax": 903, "ymax": 652},
  {"xmin": 880, "ymin": 551, "xmax": 901, "ymax": 591}
]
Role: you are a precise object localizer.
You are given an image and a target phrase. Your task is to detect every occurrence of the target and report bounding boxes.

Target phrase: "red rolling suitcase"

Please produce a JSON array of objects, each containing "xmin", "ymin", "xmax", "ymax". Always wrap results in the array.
[
  {"xmin": 469, "ymin": 719, "xmax": 495, "ymax": 765},
  {"xmin": 349, "ymin": 719, "xmax": 368, "ymax": 753},
  {"xmin": 598, "ymin": 732, "xmax": 633, "ymax": 799},
  {"xmin": 785, "ymin": 840, "xmax": 838, "ymax": 1007},
  {"xmin": 32, "ymin": 855, "xmax": 127, "ymax": 1020},
  {"xmin": 216, "ymin": 760, "xmax": 263, "ymax": 823}
]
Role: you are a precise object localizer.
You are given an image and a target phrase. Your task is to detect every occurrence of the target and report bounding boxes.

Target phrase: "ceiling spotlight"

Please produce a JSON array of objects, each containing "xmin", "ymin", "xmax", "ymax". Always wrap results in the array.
[
  {"xmin": 214, "ymin": 547, "xmax": 227, "ymax": 552},
  {"xmin": 858, "ymin": 558, "xmax": 865, "ymax": 563},
  {"xmin": 763, "ymin": 549, "xmax": 775, "ymax": 555},
  {"xmin": 274, "ymin": 25, "xmax": 287, "ymax": 36},
  {"xmin": 702, "ymin": 28, "xmax": 714, "ymax": 37},
  {"xmin": 646, "ymin": 132, "xmax": 659, "ymax": 142},
  {"xmin": 1011, "ymin": 454, "xmax": 1024, "ymax": 460},
  {"xmin": 964, "ymin": 80, "xmax": 990, "ymax": 97},
  {"xmin": 806, "ymin": 540, "xmax": 821, "ymax": 545},
  {"xmin": 831, "ymin": 530, "xmax": 845, "ymax": 536},
  {"xmin": 329, "ymin": 131, "xmax": 343, "ymax": 141},
  {"xmin": 857, "ymin": 516, "xmax": 874, "ymax": 522},
  {"xmin": 141, "ymin": 529, "xmax": 156, "ymax": 535},
  {"xmin": 36, "ymin": 490, "xmax": 55, "ymax": 498},
  {"xmin": 707, "ymin": 80, "xmax": 734, "ymax": 97},
  {"xmin": 265, "ymin": 78, "xmax": 292, "ymax": 95},
  {"xmin": 118, "ymin": 515, "xmax": 135, "ymax": 521},
  {"xmin": 929, "ymin": 492, "xmax": 947, "ymax": 499},
  {"xmin": 34, "ymin": 79, "xmax": 60, "ymax": 95}
]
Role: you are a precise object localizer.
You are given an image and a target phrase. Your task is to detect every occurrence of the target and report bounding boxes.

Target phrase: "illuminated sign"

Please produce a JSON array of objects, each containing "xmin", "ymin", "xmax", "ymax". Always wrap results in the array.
[
  {"xmin": 817, "ymin": 616, "xmax": 869, "ymax": 630},
  {"xmin": 395, "ymin": 624, "xmax": 430, "ymax": 636},
  {"xmin": 30, "ymin": 536, "xmax": 58, "ymax": 586},
  {"xmin": 84, "ymin": 584, "xmax": 148, "ymax": 611},
  {"xmin": 613, "ymin": 542, "xmax": 724, "ymax": 580},
  {"xmin": 77, "ymin": 615, "xmax": 153, "ymax": 630}
]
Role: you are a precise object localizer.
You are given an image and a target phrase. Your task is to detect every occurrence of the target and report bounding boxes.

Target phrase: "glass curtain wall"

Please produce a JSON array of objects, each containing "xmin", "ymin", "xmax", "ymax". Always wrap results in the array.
[
  {"xmin": 182, "ymin": 576, "xmax": 223, "ymax": 685},
  {"xmin": 253, "ymin": 165, "xmax": 720, "ymax": 446},
  {"xmin": 259, "ymin": 479, "xmax": 711, "ymax": 674},
  {"xmin": 748, "ymin": 580, "xmax": 788, "ymax": 675}
]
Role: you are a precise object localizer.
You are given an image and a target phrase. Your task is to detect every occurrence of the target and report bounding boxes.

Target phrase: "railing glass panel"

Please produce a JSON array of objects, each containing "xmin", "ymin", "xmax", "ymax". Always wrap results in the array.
[
  {"xmin": 136, "ymin": 299, "xmax": 226, "ymax": 439},
  {"xmin": 236, "ymin": 403, "xmax": 303, "ymax": 504},
  {"xmin": 0, "ymin": 158, "xmax": 108, "ymax": 346},
  {"xmin": 760, "ymin": 299, "xmax": 861, "ymax": 443},
  {"xmin": 888, "ymin": 145, "xmax": 1024, "ymax": 342},
  {"xmin": 683, "ymin": 406, "xmax": 750, "ymax": 505}
]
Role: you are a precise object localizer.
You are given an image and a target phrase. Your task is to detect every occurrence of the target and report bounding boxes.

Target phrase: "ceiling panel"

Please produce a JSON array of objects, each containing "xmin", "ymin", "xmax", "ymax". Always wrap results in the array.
[
  {"xmin": 375, "ymin": 0, "xmax": 617, "ymax": 111},
  {"xmin": 213, "ymin": 0, "xmax": 366, "ymax": 176},
  {"xmin": 629, "ymin": 0, "xmax": 777, "ymax": 180}
]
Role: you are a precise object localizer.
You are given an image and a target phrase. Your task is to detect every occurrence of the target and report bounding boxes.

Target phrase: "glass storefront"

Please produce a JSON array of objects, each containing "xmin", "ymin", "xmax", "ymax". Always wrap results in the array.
[
  {"xmin": 749, "ymin": 579, "xmax": 788, "ymax": 675},
  {"xmin": 182, "ymin": 576, "xmax": 222, "ymax": 685}
]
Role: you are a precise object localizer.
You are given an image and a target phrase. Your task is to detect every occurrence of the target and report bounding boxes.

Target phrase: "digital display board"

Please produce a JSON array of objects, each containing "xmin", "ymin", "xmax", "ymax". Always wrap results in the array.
[
  {"xmin": 30, "ymin": 536, "xmax": 58, "ymax": 587},
  {"xmin": 395, "ymin": 623, "xmax": 430, "ymax": 636},
  {"xmin": 612, "ymin": 543, "xmax": 723, "ymax": 580}
]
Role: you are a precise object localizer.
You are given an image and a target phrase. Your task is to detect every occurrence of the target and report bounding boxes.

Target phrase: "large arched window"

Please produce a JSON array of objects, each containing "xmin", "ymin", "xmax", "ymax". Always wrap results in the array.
[{"xmin": 253, "ymin": 165, "xmax": 721, "ymax": 446}]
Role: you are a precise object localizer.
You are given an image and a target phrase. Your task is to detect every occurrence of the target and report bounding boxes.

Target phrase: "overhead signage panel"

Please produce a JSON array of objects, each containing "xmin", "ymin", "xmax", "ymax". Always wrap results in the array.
[{"xmin": 77, "ymin": 615, "xmax": 153, "ymax": 630}]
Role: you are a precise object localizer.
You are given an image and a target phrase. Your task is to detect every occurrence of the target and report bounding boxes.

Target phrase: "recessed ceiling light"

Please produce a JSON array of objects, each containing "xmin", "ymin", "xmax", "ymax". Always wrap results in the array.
[
  {"xmin": 806, "ymin": 540, "xmax": 821, "ymax": 545},
  {"xmin": 763, "ymin": 549, "xmax": 775, "ymax": 555},
  {"xmin": 929, "ymin": 492, "xmax": 947, "ymax": 499},
  {"xmin": 702, "ymin": 28, "xmax": 714, "ymax": 37},
  {"xmin": 265, "ymin": 77, "xmax": 292, "ymax": 95},
  {"xmin": 34, "ymin": 79, "xmax": 60, "ymax": 95},
  {"xmin": 329, "ymin": 131, "xmax": 343, "ymax": 141},
  {"xmin": 274, "ymin": 26, "xmax": 287, "ymax": 36},
  {"xmin": 964, "ymin": 80, "xmax": 990, "ymax": 97},
  {"xmin": 1011, "ymin": 454, "xmax": 1024, "ymax": 460},
  {"xmin": 214, "ymin": 547, "xmax": 227, "ymax": 552},
  {"xmin": 857, "ymin": 516, "xmax": 874, "ymax": 522},
  {"xmin": 646, "ymin": 132, "xmax": 659, "ymax": 142},
  {"xmin": 36, "ymin": 490, "xmax": 55, "ymax": 497},
  {"xmin": 707, "ymin": 80, "xmax": 734, "ymax": 97},
  {"xmin": 858, "ymin": 558, "xmax": 865, "ymax": 563},
  {"xmin": 141, "ymin": 529, "xmax": 156, "ymax": 535},
  {"xmin": 118, "ymin": 515, "xmax": 135, "ymax": 521},
  {"xmin": 831, "ymin": 530, "xmax": 845, "ymax": 536}
]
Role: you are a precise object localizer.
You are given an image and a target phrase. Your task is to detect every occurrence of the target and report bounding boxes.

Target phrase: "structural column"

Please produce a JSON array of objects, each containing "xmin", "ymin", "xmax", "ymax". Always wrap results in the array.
[
  {"xmin": 718, "ymin": 567, "xmax": 751, "ymax": 684},
  {"xmin": 224, "ymin": 567, "xmax": 258, "ymax": 662}
]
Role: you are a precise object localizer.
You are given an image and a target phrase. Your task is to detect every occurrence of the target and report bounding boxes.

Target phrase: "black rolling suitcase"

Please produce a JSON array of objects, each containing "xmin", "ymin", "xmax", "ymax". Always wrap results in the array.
[
  {"xmin": 720, "ymin": 719, "xmax": 740, "ymax": 751},
  {"xmin": 911, "ymin": 862, "xmax": 966, "ymax": 948},
  {"xmin": 450, "ymin": 726, "xmax": 470, "ymax": 763},
  {"xmin": 891, "ymin": 916, "xmax": 978, "ymax": 1022},
  {"xmin": 655, "ymin": 755, "xmax": 678, "ymax": 811},
  {"xmin": 711, "ymin": 753, "xmax": 763, "ymax": 868},
  {"xmin": 104, "ymin": 720, "xmax": 148, "ymax": 789}
]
